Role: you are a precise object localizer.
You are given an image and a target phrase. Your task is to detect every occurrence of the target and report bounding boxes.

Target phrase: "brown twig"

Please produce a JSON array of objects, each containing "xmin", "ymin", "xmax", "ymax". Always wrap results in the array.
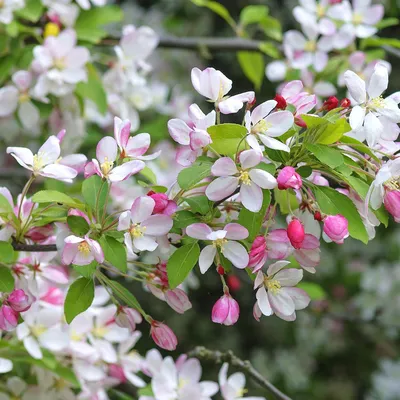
[
  {"xmin": 12, "ymin": 239, "xmax": 57, "ymax": 252},
  {"xmin": 188, "ymin": 346, "xmax": 292, "ymax": 400}
]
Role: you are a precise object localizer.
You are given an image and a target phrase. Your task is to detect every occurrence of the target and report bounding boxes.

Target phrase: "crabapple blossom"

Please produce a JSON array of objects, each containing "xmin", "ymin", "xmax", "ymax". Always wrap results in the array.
[
  {"xmin": 280, "ymin": 80, "xmax": 317, "ymax": 117},
  {"xmin": 115, "ymin": 307, "xmax": 143, "ymax": 332},
  {"xmin": 323, "ymin": 214, "xmax": 349, "ymax": 244},
  {"xmin": 0, "ymin": 305, "xmax": 19, "ymax": 331},
  {"xmin": 244, "ymin": 100, "xmax": 294, "ymax": 153},
  {"xmin": 277, "ymin": 166, "xmax": 302, "ymax": 190},
  {"xmin": 62, "ymin": 235, "xmax": 104, "ymax": 266},
  {"xmin": 32, "ymin": 29, "xmax": 90, "ymax": 97},
  {"xmin": 7, "ymin": 135, "xmax": 80, "ymax": 182},
  {"xmin": 254, "ymin": 261, "xmax": 310, "ymax": 321},
  {"xmin": 344, "ymin": 63, "xmax": 400, "ymax": 147},
  {"xmin": 84, "ymin": 136, "xmax": 145, "ymax": 182},
  {"xmin": 219, "ymin": 362, "xmax": 265, "ymax": 400},
  {"xmin": 150, "ymin": 321, "xmax": 178, "ymax": 351},
  {"xmin": 248, "ymin": 236, "xmax": 268, "ymax": 272},
  {"xmin": 118, "ymin": 196, "xmax": 173, "ymax": 253},
  {"xmin": 186, "ymin": 223, "xmax": 249, "ymax": 273},
  {"xmin": 191, "ymin": 67, "xmax": 255, "ymax": 114},
  {"xmin": 7, "ymin": 289, "xmax": 32, "ymax": 313},
  {"xmin": 211, "ymin": 293, "xmax": 240, "ymax": 326},
  {"xmin": 147, "ymin": 191, "xmax": 177, "ymax": 216},
  {"xmin": 206, "ymin": 150, "xmax": 277, "ymax": 212},
  {"xmin": 287, "ymin": 218, "xmax": 306, "ymax": 249}
]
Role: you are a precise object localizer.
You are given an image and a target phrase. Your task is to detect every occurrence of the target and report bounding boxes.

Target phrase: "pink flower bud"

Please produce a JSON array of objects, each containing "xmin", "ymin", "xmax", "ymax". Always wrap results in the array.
[
  {"xmin": 287, "ymin": 219, "xmax": 305, "ymax": 249},
  {"xmin": 7, "ymin": 289, "xmax": 32, "ymax": 312},
  {"xmin": 322, "ymin": 96, "xmax": 339, "ymax": 111},
  {"xmin": 115, "ymin": 306, "xmax": 143, "ymax": 331},
  {"xmin": 211, "ymin": 294, "xmax": 240, "ymax": 326},
  {"xmin": 0, "ymin": 305, "xmax": 19, "ymax": 331},
  {"xmin": 384, "ymin": 190, "xmax": 400, "ymax": 223},
  {"xmin": 165, "ymin": 288, "xmax": 192, "ymax": 314},
  {"xmin": 56, "ymin": 129, "xmax": 66, "ymax": 143},
  {"xmin": 109, "ymin": 364, "xmax": 127, "ymax": 383},
  {"xmin": 150, "ymin": 321, "xmax": 177, "ymax": 351},
  {"xmin": 25, "ymin": 225, "xmax": 54, "ymax": 242},
  {"xmin": 323, "ymin": 214, "xmax": 349, "ymax": 244},
  {"xmin": 147, "ymin": 192, "xmax": 177, "ymax": 216},
  {"xmin": 277, "ymin": 167, "xmax": 302, "ymax": 190},
  {"xmin": 248, "ymin": 236, "xmax": 268, "ymax": 272},
  {"xmin": 274, "ymin": 94, "xmax": 287, "ymax": 110}
]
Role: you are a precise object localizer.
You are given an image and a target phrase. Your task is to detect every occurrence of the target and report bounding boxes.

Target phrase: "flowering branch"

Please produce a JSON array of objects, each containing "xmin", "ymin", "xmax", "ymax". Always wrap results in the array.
[{"xmin": 188, "ymin": 346, "xmax": 293, "ymax": 400}]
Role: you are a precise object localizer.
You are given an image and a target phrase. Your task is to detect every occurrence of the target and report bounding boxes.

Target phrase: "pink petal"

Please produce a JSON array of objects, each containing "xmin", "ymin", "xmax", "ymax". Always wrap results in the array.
[
  {"xmin": 264, "ymin": 111, "xmax": 294, "ymax": 137},
  {"xmin": 108, "ymin": 160, "xmax": 145, "ymax": 182},
  {"xmin": 211, "ymin": 158, "xmax": 237, "ymax": 177},
  {"xmin": 218, "ymin": 91, "xmax": 255, "ymax": 114},
  {"xmin": 96, "ymin": 137, "xmax": 118, "ymax": 164},
  {"xmin": 125, "ymin": 133, "xmax": 150, "ymax": 157},
  {"xmin": 239, "ymin": 149, "xmax": 262, "ymax": 170},
  {"xmin": 268, "ymin": 289, "xmax": 295, "ymax": 316},
  {"xmin": 114, "ymin": 116, "xmax": 131, "ymax": 149},
  {"xmin": 224, "ymin": 223, "xmax": 249, "ymax": 240},
  {"xmin": 168, "ymin": 119, "xmax": 191, "ymax": 145},
  {"xmin": 186, "ymin": 223, "xmax": 213, "ymax": 240},
  {"xmin": 142, "ymin": 215, "xmax": 173, "ymax": 236},
  {"xmin": 6, "ymin": 147, "xmax": 34, "ymax": 170},
  {"xmin": 130, "ymin": 197, "xmax": 155, "ymax": 223},
  {"xmin": 205, "ymin": 177, "xmax": 239, "ymax": 202}
]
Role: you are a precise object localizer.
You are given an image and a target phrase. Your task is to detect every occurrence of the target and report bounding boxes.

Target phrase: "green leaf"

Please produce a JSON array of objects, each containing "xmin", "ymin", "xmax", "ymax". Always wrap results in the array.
[
  {"xmin": 361, "ymin": 37, "xmax": 400, "ymax": 50},
  {"xmin": 106, "ymin": 280, "xmax": 144, "ymax": 314},
  {"xmin": 238, "ymin": 190, "xmax": 271, "ymax": 241},
  {"xmin": 274, "ymin": 188, "xmax": 298, "ymax": 215},
  {"xmin": 177, "ymin": 160, "xmax": 212, "ymax": 190},
  {"xmin": 75, "ymin": 5, "xmax": 123, "ymax": 43},
  {"xmin": 137, "ymin": 385, "xmax": 154, "ymax": 397},
  {"xmin": 258, "ymin": 42, "xmax": 280, "ymax": 59},
  {"xmin": 32, "ymin": 190, "xmax": 83, "ymax": 208},
  {"xmin": 139, "ymin": 166, "xmax": 157, "ymax": 185},
  {"xmin": 305, "ymin": 143, "xmax": 344, "ymax": 169},
  {"xmin": 297, "ymin": 166, "xmax": 312, "ymax": 178},
  {"xmin": 184, "ymin": 196, "xmax": 211, "ymax": 215},
  {"xmin": 259, "ymin": 16, "xmax": 282, "ymax": 41},
  {"xmin": 82, "ymin": 175, "xmax": 109, "ymax": 219},
  {"xmin": 173, "ymin": 211, "xmax": 200, "ymax": 229},
  {"xmin": 376, "ymin": 17, "xmax": 399, "ymax": 29},
  {"xmin": 0, "ymin": 265, "xmax": 14, "ymax": 293},
  {"xmin": 0, "ymin": 242, "xmax": 15, "ymax": 264},
  {"xmin": 0, "ymin": 194, "xmax": 13, "ymax": 214},
  {"xmin": 237, "ymin": 51, "xmax": 264, "ymax": 91},
  {"xmin": 67, "ymin": 216, "xmax": 90, "ymax": 236},
  {"xmin": 191, "ymin": 0, "xmax": 235, "ymax": 27},
  {"xmin": 16, "ymin": 0, "xmax": 44, "ymax": 22},
  {"xmin": 313, "ymin": 186, "xmax": 368, "ymax": 243},
  {"xmin": 0, "ymin": 54, "xmax": 15, "ymax": 85},
  {"xmin": 339, "ymin": 136, "xmax": 379, "ymax": 161},
  {"xmin": 73, "ymin": 262, "xmax": 97, "ymax": 278},
  {"xmin": 240, "ymin": 5, "xmax": 269, "ymax": 26},
  {"xmin": 75, "ymin": 64, "xmax": 107, "ymax": 115},
  {"xmin": 207, "ymin": 123, "xmax": 247, "ymax": 156},
  {"xmin": 167, "ymin": 242, "xmax": 200, "ymax": 289},
  {"xmin": 99, "ymin": 236, "xmax": 127, "ymax": 273},
  {"xmin": 297, "ymin": 282, "xmax": 326, "ymax": 300},
  {"xmin": 64, "ymin": 277, "xmax": 94, "ymax": 324}
]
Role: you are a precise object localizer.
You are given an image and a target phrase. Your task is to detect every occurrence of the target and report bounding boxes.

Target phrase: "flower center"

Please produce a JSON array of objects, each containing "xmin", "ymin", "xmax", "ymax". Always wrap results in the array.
[
  {"xmin": 19, "ymin": 93, "xmax": 30, "ymax": 103},
  {"xmin": 92, "ymin": 326, "xmax": 107, "ymax": 338},
  {"xmin": 32, "ymin": 153, "xmax": 45, "ymax": 172},
  {"xmin": 100, "ymin": 157, "xmax": 114, "ymax": 176},
  {"xmin": 352, "ymin": 13, "xmax": 363, "ymax": 25},
  {"xmin": 384, "ymin": 177, "xmax": 400, "ymax": 191},
  {"xmin": 54, "ymin": 378, "xmax": 67, "ymax": 391},
  {"xmin": 78, "ymin": 241, "xmax": 91, "ymax": 255},
  {"xmin": 265, "ymin": 279, "xmax": 281, "ymax": 294},
  {"xmin": 70, "ymin": 330, "xmax": 84, "ymax": 341},
  {"xmin": 251, "ymin": 119, "xmax": 272, "ymax": 134},
  {"xmin": 316, "ymin": 4, "xmax": 325, "ymax": 18},
  {"xmin": 54, "ymin": 58, "xmax": 66, "ymax": 70},
  {"xmin": 304, "ymin": 40, "xmax": 316, "ymax": 52},
  {"xmin": 369, "ymin": 96, "xmax": 386, "ymax": 110},
  {"xmin": 239, "ymin": 170, "xmax": 251, "ymax": 185},
  {"xmin": 213, "ymin": 238, "xmax": 228, "ymax": 250},
  {"xmin": 130, "ymin": 223, "xmax": 146, "ymax": 238},
  {"xmin": 31, "ymin": 324, "xmax": 47, "ymax": 337}
]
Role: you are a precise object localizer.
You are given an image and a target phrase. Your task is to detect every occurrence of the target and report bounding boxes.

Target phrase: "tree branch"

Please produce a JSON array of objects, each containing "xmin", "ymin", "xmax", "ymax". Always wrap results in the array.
[
  {"xmin": 12, "ymin": 239, "xmax": 57, "ymax": 252},
  {"xmin": 188, "ymin": 346, "xmax": 292, "ymax": 400}
]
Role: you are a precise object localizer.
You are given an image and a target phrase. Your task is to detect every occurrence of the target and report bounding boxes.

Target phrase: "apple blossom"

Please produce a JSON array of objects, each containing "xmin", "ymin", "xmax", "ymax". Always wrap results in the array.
[
  {"xmin": 118, "ymin": 196, "xmax": 173, "ymax": 253},
  {"xmin": 248, "ymin": 236, "xmax": 268, "ymax": 272},
  {"xmin": 186, "ymin": 223, "xmax": 249, "ymax": 273},
  {"xmin": 7, "ymin": 289, "xmax": 32, "ymax": 313},
  {"xmin": 206, "ymin": 150, "xmax": 277, "ymax": 212},
  {"xmin": 280, "ymin": 80, "xmax": 317, "ymax": 117},
  {"xmin": 254, "ymin": 261, "xmax": 310, "ymax": 321},
  {"xmin": 277, "ymin": 166, "xmax": 302, "ymax": 190},
  {"xmin": 7, "ymin": 135, "xmax": 79, "ymax": 182},
  {"xmin": 62, "ymin": 235, "xmax": 104, "ymax": 266},
  {"xmin": 211, "ymin": 293, "xmax": 240, "ymax": 326}
]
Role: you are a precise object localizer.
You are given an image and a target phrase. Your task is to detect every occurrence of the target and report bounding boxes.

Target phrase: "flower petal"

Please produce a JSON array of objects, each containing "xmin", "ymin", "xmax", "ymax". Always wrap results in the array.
[
  {"xmin": 199, "ymin": 245, "xmax": 216, "ymax": 274},
  {"xmin": 249, "ymin": 168, "xmax": 277, "ymax": 189},
  {"xmin": 211, "ymin": 157, "xmax": 237, "ymax": 176},
  {"xmin": 186, "ymin": 223, "xmax": 213, "ymax": 240},
  {"xmin": 206, "ymin": 176, "xmax": 239, "ymax": 202},
  {"xmin": 224, "ymin": 223, "xmax": 249, "ymax": 240},
  {"xmin": 240, "ymin": 182, "xmax": 263, "ymax": 212},
  {"xmin": 222, "ymin": 241, "xmax": 249, "ymax": 269},
  {"xmin": 130, "ymin": 196, "xmax": 155, "ymax": 223}
]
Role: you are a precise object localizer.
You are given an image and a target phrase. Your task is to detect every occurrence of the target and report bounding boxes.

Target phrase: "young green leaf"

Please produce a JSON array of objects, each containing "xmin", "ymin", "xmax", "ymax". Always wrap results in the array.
[
  {"xmin": 306, "ymin": 143, "xmax": 344, "ymax": 169},
  {"xmin": 240, "ymin": 5, "xmax": 269, "ymax": 26},
  {"xmin": 64, "ymin": 277, "xmax": 94, "ymax": 324},
  {"xmin": 16, "ymin": 0, "xmax": 44, "ymax": 22},
  {"xmin": 237, "ymin": 51, "xmax": 264, "ymax": 91},
  {"xmin": 177, "ymin": 161, "xmax": 212, "ymax": 190},
  {"xmin": 167, "ymin": 242, "xmax": 200, "ymax": 289},
  {"xmin": 173, "ymin": 211, "xmax": 200, "ymax": 229},
  {"xmin": 99, "ymin": 236, "xmax": 127, "ymax": 273},
  {"xmin": 238, "ymin": 190, "xmax": 271, "ymax": 241},
  {"xmin": 0, "ymin": 266, "xmax": 15, "ymax": 293},
  {"xmin": 207, "ymin": 123, "xmax": 247, "ymax": 156},
  {"xmin": 313, "ymin": 186, "xmax": 368, "ymax": 243},
  {"xmin": 184, "ymin": 196, "xmax": 211, "ymax": 215},
  {"xmin": 31, "ymin": 190, "xmax": 83, "ymax": 209},
  {"xmin": 0, "ymin": 241, "xmax": 15, "ymax": 264},
  {"xmin": 82, "ymin": 175, "xmax": 109, "ymax": 219},
  {"xmin": 67, "ymin": 216, "xmax": 90, "ymax": 237},
  {"xmin": 297, "ymin": 282, "xmax": 326, "ymax": 300}
]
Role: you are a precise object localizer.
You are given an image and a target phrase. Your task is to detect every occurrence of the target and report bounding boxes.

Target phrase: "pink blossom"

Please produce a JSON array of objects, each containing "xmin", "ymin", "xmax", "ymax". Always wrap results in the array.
[
  {"xmin": 115, "ymin": 306, "xmax": 142, "ymax": 332},
  {"xmin": 248, "ymin": 236, "xmax": 268, "ymax": 272},
  {"xmin": 61, "ymin": 235, "xmax": 104, "ymax": 265},
  {"xmin": 7, "ymin": 289, "xmax": 32, "ymax": 312},
  {"xmin": 186, "ymin": 223, "xmax": 249, "ymax": 273},
  {"xmin": 40, "ymin": 287, "xmax": 64, "ymax": 305},
  {"xmin": 384, "ymin": 190, "xmax": 400, "ymax": 223},
  {"xmin": 147, "ymin": 191, "xmax": 177, "ymax": 216},
  {"xmin": 84, "ymin": 136, "xmax": 145, "ymax": 182},
  {"xmin": 165, "ymin": 288, "xmax": 192, "ymax": 314},
  {"xmin": 150, "ymin": 321, "xmax": 177, "ymax": 351},
  {"xmin": 280, "ymin": 80, "xmax": 317, "ymax": 116},
  {"xmin": 287, "ymin": 218, "xmax": 305, "ymax": 249},
  {"xmin": 277, "ymin": 166, "xmax": 302, "ymax": 190},
  {"xmin": 118, "ymin": 196, "xmax": 173, "ymax": 253},
  {"xmin": 206, "ymin": 150, "xmax": 277, "ymax": 212},
  {"xmin": 109, "ymin": 364, "xmax": 127, "ymax": 383},
  {"xmin": 0, "ymin": 305, "xmax": 19, "ymax": 331},
  {"xmin": 323, "ymin": 214, "xmax": 349, "ymax": 244},
  {"xmin": 211, "ymin": 294, "xmax": 240, "ymax": 326}
]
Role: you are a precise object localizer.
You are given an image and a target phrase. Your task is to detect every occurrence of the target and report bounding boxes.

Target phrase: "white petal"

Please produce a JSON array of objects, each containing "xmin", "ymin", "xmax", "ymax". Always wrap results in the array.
[
  {"xmin": 367, "ymin": 63, "xmax": 388, "ymax": 99},
  {"xmin": 344, "ymin": 70, "xmax": 366, "ymax": 104},
  {"xmin": 222, "ymin": 241, "xmax": 249, "ymax": 269},
  {"xmin": 256, "ymin": 287, "xmax": 273, "ymax": 316},
  {"xmin": 199, "ymin": 245, "xmax": 217, "ymax": 274},
  {"xmin": 240, "ymin": 182, "xmax": 263, "ymax": 212},
  {"xmin": 205, "ymin": 176, "xmax": 239, "ymax": 201},
  {"xmin": 249, "ymin": 169, "xmax": 277, "ymax": 189}
]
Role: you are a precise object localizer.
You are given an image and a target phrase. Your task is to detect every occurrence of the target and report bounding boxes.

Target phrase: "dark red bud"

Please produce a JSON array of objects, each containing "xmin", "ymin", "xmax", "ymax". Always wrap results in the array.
[
  {"xmin": 217, "ymin": 265, "xmax": 225, "ymax": 275},
  {"xmin": 314, "ymin": 211, "xmax": 323, "ymax": 221},
  {"xmin": 226, "ymin": 275, "xmax": 241, "ymax": 292},
  {"xmin": 323, "ymin": 96, "xmax": 339, "ymax": 111},
  {"xmin": 274, "ymin": 94, "xmax": 287, "ymax": 110},
  {"xmin": 340, "ymin": 98, "xmax": 351, "ymax": 108},
  {"xmin": 294, "ymin": 116, "xmax": 307, "ymax": 128}
]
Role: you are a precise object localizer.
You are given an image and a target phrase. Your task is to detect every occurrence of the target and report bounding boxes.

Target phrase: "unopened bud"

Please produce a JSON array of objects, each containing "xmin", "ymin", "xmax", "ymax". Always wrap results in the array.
[
  {"xmin": 277, "ymin": 166, "xmax": 302, "ymax": 190},
  {"xmin": 211, "ymin": 294, "xmax": 240, "ymax": 326},
  {"xmin": 340, "ymin": 98, "xmax": 351, "ymax": 108},
  {"xmin": 274, "ymin": 94, "xmax": 287, "ymax": 110},
  {"xmin": 287, "ymin": 218, "xmax": 305, "ymax": 249},
  {"xmin": 323, "ymin": 214, "xmax": 349, "ymax": 244},
  {"xmin": 150, "ymin": 321, "xmax": 177, "ymax": 351},
  {"xmin": 323, "ymin": 96, "xmax": 339, "ymax": 111}
]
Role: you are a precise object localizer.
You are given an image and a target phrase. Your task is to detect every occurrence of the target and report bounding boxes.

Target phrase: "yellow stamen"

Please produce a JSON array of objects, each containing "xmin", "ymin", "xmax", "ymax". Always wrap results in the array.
[
  {"xmin": 100, "ymin": 157, "xmax": 114, "ymax": 176},
  {"xmin": 31, "ymin": 325, "xmax": 47, "ymax": 337},
  {"xmin": 265, "ymin": 279, "xmax": 281, "ymax": 294},
  {"xmin": 32, "ymin": 153, "xmax": 45, "ymax": 172},
  {"xmin": 54, "ymin": 379, "xmax": 67, "ymax": 390},
  {"xmin": 44, "ymin": 22, "xmax": 60, "ymax": 38},
  {"xmin": 19, "ymin": 93, "xmax": 30, "ymax": 103},
  {"xmin": 130, "ymin": 224, "xmax": 146, "ymax": 238},
  {"xmin": 92, "ymin": 326, "xmax": 107, "ymax": 338},
  {"xmin": 54, "ymin": 58, "xmax": 65, "ymax": 70},
  {"xmin": 251, "ymin": 119, "xmax": 272, "ymax": 134},
  {"xmin": 353, "ymin": 13, "xmax": 363, "ymax": 25},
  {"xmin": 316, "ymin": 4, "xmax": 325, "ymax": 18},
  {"xmin": 213, "ymin": 238, "xmax": 228, "ymax": 250},
  {"xmin": 239, "ymin": 170, "xmax": 251, "ymax": 185},
  {"xmin": 385, "ymin": 177, "xmax": 400, "ymax": 191},
  {"xmin": 304, "ymin": 41, "xmax": 316, "ymax": 52},
  {"xmin": 78, "ymin": 241, "xmax": 91, "ymax": 255},
  {"xmin": 369, "ymin": 96, "xmax": 386, "ymax": 110}
]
